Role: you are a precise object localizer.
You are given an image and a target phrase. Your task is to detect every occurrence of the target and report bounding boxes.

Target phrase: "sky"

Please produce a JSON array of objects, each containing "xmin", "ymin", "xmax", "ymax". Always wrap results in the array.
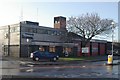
[{"xmin": 0, "ymin": 0, "xmax": 119, "ymax": 41}]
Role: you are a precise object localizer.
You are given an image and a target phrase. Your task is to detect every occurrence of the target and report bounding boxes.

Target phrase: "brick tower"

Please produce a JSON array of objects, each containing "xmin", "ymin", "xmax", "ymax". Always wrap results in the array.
[{"xmin": 54, "ymin": 16, "xmax": 66, "ymax": 30}]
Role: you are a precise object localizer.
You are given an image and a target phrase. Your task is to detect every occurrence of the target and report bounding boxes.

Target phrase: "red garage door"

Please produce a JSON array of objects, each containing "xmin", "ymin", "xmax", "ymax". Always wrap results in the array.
[
  {"xmin": 92, "ymin": 42, "xmax": 98, "ymax": 56},
  {"xmin": 100, "ymin": 43, "xmax": 105, "ymax": 55}
]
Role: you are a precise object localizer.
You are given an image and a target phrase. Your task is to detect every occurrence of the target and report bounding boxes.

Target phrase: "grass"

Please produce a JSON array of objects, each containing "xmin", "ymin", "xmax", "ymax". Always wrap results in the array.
[{"xmin": 59, "ymin": 57, "xmax": 94, "ymax": 61}]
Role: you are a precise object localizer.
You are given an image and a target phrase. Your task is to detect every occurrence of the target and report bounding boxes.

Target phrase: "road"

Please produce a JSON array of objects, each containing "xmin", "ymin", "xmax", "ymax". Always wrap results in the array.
[{"xmin": 0, "ymin": 57, "xmax": 119, "ymax": 79}]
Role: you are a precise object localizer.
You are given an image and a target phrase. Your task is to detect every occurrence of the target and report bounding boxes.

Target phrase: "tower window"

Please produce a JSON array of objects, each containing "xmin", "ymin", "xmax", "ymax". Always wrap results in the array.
[
  {"xmin": 55, "ymin": 21, "xmax": 58, "ymax": 24},
  {"xmin": 55, "ymin": 21, "xmax": 60, "ymax": 24}
]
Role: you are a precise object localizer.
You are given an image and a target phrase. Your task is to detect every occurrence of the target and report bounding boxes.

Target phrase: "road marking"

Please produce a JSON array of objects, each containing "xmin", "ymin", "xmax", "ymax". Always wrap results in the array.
[
  {"xmin": 17, "ymin": 64, "xmax": 105, "ymax": 70},
  {"xmin": 82, "ymin": 66, "xmax": 86, "ymax": 68},
  {"xmin": 26, "ymin": 69, "xmax": 33, "ymax": 72}
]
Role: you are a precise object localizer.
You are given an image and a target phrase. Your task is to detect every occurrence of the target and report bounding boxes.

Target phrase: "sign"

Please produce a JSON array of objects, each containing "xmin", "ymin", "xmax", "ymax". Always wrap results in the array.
[
  {"xmin": 22, "ymin": 33, "xmax": 34, "ymax": 39},
  {"xmin": 82, "ymin": 47, "xmax": 89, "ymax": 53}
]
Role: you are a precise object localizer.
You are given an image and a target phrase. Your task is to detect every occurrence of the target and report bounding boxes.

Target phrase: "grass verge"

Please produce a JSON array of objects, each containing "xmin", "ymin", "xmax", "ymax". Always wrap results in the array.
[{"xmin": 59, "ymin": 57, "xmax": 94, "ymax": 61}]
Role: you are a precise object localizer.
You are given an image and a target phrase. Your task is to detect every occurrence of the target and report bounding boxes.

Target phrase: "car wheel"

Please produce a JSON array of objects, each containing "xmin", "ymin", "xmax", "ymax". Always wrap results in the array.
[
  {"xmin": 53, "ymin": 57, "xmax": 57, "ymax": 61},
  {"xmin": 35, "ymin": 57, "xmax": 39, "ymax": 61},
  {"xmin": 33, "ymin": 57, "xmax": 35, "ymax": 61}
]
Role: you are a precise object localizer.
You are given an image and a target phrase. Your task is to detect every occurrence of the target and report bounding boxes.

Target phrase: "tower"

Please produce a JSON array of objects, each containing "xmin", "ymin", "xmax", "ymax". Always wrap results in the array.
[{"xmin": 54, "ymin": 16, "xmax": 66, "ymax": 30}]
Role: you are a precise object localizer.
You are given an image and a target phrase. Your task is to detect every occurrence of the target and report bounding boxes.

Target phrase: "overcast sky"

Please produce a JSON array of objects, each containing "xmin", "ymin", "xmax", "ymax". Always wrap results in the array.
[{"xmin": 0, "ymin": 0, "xmax": 119, "ymax": 41}]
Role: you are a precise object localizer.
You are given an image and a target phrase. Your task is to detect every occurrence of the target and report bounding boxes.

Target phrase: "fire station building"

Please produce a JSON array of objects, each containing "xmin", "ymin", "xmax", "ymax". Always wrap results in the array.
[{"xmin": 0, "ymin": 16, "xmax": 107, "ymax": 58}]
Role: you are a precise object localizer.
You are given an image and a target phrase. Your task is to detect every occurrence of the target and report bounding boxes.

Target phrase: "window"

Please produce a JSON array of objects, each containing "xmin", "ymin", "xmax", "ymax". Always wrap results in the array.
[
  {"xmin": 49, "ymin": 46, "xmax": 55, "ymax": 52},
  {"xmin": 37, "ymin": 29, "xmax": 47, "ymax": 34},
  {"xmin": 51, "ymin": 31, "xmax": 55, "ymax": 35},
  {"xmin": 56, "ymin": 31, "xmax": 60, "ymax": 35},
  {"xmin": 4, "ymin": 29, "xmax": 8, "ymax": 33},
  {"xmin": 10, "ymin": 25, "xmax": 20, "ymax": 33},
  {"xmin": 2, "ymin": 45, "xmax": 8, "ymax": 56},
  {"xmin": 42, "ymin": 29, "xmax": 48, "ymax": 34},
  {"xmin": 55, "ymin": 21, "xmax": 58, "ymax": 24},
  {"xmin": 39, "ymin": 47, "xmax": 45, "ymax": 51},
  {"xmin": 63, "ymin": 47, "xmax": 72, "ymax": 53},
  {"xmin": 15, "ymin": 27, "xmax": 20, "ymax": 32},
  {"xmin": 58, "ymin": 31, "xmax": 62, "ymax": 35},
  {"xmin": 33, "ymin": 28, "xmax": 37, "ymax": 33},
  {"xmin": 27, "ymin": 28, "xmax": 33, "ymax": 33},
  {"xmin": 10, "ymin": 27, "xmax": 15, "ymax": 33},
  {"xmin": 37, "ymin": 29, "xmax": 42, "ymax": 34},
  {"xmin": 53, "ymin": 31, "xmax": 57, "ymax": 35},
  {"xmin": 4, "ymin": 33, "xmax": 9, "ymax": 39},
  {"xmin": 48, "ymin": 30, "xmax": 52, "ymax": 35}
]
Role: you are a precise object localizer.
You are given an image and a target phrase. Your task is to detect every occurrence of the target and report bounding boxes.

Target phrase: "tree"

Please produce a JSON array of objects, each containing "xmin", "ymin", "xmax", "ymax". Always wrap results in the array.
[{"xmin": 67, "ymin": 13, "xmax": 115, "ymax": 47}]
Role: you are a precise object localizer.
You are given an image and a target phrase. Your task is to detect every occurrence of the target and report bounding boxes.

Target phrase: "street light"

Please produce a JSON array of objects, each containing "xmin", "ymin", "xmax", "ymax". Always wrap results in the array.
[
  {"xmin": 111, "ymin": 21, "xmax": 115, "ymax": 57},
  {"xmin": 107, "ymin": 21, "xmax": 115, "ymax": 65}
]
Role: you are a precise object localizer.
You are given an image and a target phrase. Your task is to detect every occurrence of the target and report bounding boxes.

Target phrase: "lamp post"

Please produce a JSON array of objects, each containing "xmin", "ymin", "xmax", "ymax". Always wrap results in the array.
[
  {"xmin": 27, "ymin": 38, "xmax": 30, "ymax": 58},
  {"xmin": 111, "ymin": 21, "xmax": 115, "ymax": 57},
  {"xmin": 107, "ymin": 21, "xmax": 115, "ymax": 65}
]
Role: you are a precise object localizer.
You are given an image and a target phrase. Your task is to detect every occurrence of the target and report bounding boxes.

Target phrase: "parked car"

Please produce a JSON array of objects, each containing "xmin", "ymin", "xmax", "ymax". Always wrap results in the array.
[{"xmin": 30, "ymin": 51, "xmax": 59, "ymax": 61}]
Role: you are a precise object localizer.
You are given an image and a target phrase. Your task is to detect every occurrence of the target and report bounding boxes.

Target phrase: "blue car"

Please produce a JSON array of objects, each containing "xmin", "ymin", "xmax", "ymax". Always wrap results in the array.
[{"xmin": 30, "ymin": 51, "xmax": 59, "ymax": 61}]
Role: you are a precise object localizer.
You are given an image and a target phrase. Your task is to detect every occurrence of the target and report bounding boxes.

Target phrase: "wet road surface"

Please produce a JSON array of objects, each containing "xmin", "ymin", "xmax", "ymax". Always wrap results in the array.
[{"xmin": 1, "ymin": 58, "xmax": 119, "ymax": 78}]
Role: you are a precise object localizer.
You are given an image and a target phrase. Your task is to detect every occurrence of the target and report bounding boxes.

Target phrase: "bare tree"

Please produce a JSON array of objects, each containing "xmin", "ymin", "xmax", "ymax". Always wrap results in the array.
[{"xmin": 67, "ymin": 13, "xmax": 115, "ymax": 47}]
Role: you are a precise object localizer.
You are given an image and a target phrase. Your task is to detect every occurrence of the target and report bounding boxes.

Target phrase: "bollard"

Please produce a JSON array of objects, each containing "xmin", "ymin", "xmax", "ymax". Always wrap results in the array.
[{"xmin": 107, "ymin": 55, "xmax": 113, "ymax": 65}]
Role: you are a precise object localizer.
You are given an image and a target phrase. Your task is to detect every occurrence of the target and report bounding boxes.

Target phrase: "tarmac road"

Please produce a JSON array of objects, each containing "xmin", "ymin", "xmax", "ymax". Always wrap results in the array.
[{"xmin": 1, "ymin": 56, "xmax": 119, "ymax": 79}]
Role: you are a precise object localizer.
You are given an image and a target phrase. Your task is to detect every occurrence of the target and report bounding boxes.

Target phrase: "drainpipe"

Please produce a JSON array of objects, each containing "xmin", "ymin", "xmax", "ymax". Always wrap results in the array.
[{"xmin": 8, "ymin": 25, "xmax": 10, "ymax": 56}]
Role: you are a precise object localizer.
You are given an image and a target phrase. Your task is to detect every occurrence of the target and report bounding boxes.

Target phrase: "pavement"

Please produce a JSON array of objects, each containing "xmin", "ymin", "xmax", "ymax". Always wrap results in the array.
[{"xmin": 1, "ymin": 55, "xmax": 119, "ymax": 64}]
